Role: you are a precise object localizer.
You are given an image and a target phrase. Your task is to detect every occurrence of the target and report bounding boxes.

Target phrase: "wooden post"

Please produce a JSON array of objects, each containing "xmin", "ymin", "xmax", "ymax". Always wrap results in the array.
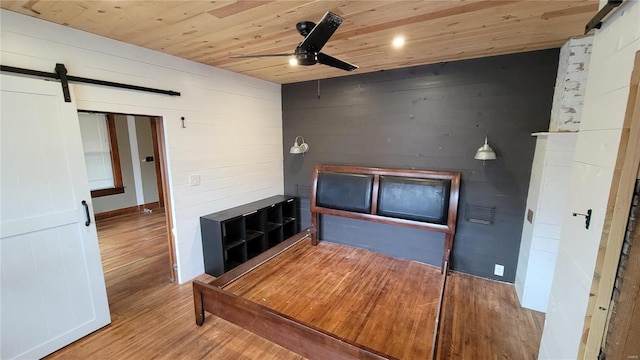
[
  {"xmin": 311, "ymin": 212, "xmax": 319, "ymax": 246},
  {"xmin": 443, "ymin": 233, "xmax": 453, "ymax": 274},
  {"xmin": 193, "ymin": 282, "xmax": 205, "ymax": 326}
]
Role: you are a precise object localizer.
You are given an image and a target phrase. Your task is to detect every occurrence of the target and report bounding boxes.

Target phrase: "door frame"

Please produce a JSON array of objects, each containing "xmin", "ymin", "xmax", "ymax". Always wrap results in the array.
[
  {"xmin": 150, "ymin": 116, "xmax": 177, "ymax": 282},
  {"xmin": 604, "ymin": 185, "xmax": 640, "ymax": 358},
  {"xmin": 580, "ymin": 51, "xmax": 640, "ymax": 358},
  {"xmin": 79, "ymin": 111, "xmax": 178, "ymax": 282},
  {"xmin": 150, "ymin": 119, "xmax": 164, "ymax": 208}
]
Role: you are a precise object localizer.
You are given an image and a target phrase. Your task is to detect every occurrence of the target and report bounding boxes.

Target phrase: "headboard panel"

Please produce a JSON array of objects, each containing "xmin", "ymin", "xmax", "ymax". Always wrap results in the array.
[
  {"xmin": 377, "ymin": 176, "xmax": 451, "ymax": 224},
  {"xmin": 310, "ymin": 164, "xmax": 460, "ymax": 271},
  {"xmin": 316, "ymin": 172, "xmax": 374, "ymax": 213}
]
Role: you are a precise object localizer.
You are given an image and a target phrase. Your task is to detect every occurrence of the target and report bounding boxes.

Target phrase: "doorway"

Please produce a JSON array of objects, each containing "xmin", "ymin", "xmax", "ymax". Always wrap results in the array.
[{"xmin": 77, "ymin": 111, "xmax": 177, "ymax": 282}]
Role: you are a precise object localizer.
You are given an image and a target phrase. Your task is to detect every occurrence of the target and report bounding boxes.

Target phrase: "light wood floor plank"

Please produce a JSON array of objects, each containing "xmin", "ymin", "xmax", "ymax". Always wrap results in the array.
[
  {"xmin": 225, "ymin": 240, "xmax": 440, "ymax": 358},
  {"xmin": 46, "ymin": 210, "xmax": 302, "ymax": 360},
  {"xmin": 46, "ymin": 210, "xmax": 543, "ymax": 360}
]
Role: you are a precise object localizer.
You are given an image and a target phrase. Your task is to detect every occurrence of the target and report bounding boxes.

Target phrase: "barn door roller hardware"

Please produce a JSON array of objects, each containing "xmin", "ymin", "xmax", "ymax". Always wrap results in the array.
[
  {"xmin": 585, "ymin": 0, "xmax": 623, "ymax": 34},
  {"xmin": 0, "ymin": 63, "xmax": 180, "ymax": 102}
]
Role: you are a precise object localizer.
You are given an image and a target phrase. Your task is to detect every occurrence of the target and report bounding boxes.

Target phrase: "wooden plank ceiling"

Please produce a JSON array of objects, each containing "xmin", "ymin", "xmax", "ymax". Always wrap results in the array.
[{"xmin": 1, "ymin": 0, "xmax": 598, "ymax": 84}]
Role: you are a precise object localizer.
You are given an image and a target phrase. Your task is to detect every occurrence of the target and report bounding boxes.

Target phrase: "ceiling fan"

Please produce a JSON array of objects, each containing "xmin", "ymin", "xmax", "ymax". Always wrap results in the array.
[{"xmin": 230, "ymin": 11, "xmax": 358, "ymax": 71}]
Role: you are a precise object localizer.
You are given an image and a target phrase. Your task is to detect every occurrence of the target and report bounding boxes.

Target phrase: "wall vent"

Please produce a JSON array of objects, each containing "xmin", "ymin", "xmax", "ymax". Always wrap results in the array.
[{"xmin": 465, "ymin": 204, "xmax": 496, "ymax": 225}]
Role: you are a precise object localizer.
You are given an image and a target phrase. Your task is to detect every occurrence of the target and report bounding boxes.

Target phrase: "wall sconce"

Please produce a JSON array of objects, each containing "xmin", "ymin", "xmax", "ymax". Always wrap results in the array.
[
  {"xmin": 289, "ymin": 136, "xmax": 309, "ymax": 155},
  {"xmin": 474, "ymin": 136, "xmax": 496, "ymax": 164}
]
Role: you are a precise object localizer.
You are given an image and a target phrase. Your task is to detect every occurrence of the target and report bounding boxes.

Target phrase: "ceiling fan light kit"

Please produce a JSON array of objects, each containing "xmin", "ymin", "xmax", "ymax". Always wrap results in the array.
[{"xmin": 230, "ymin": 11, "xmax": 358, "ymax": 72}]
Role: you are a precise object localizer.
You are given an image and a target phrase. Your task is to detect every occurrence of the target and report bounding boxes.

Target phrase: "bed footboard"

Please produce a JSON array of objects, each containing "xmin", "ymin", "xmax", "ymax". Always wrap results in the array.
[{"xmin": 193, "ymin": 278, "xmax": 392, "ymax": 360}]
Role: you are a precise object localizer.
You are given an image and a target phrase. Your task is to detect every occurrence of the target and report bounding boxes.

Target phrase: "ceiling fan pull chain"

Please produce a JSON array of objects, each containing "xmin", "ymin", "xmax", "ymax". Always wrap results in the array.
[{"xmin": 317, "ymin": 79, "xmax": 320, "ymax": 99}]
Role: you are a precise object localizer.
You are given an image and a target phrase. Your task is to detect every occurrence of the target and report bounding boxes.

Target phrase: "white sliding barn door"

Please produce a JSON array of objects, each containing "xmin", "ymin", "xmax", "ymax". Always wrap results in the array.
[{"xmin": 0, "ymin": 75, "xmax": 110, "ymax": 359}]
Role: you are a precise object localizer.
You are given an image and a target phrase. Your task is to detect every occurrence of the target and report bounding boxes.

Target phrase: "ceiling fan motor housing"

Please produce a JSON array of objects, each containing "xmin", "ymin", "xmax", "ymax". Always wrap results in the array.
[
  {"xmin": 296, "ymin": 21, "xmax": 316, "ymax": 36},
  {"xmin": 295, "ymin": 47, "xmax": 317, "ymax": 66}
]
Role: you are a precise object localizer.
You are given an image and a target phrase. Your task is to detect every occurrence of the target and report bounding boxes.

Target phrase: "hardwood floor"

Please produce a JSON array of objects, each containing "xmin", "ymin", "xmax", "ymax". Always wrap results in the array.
[
  {"xmin": 225, "ymin": 240, "xmax": 442, "ymax": 359},
  {"xmin": 46, "ymin": 210, "xmax": 300, "ymax": 360},
  {"xmin": 438, "ymin": 274, "xmax": 545, "ymax": 359},
  {"xmin": 46, "ymin": 211, "xmax": 544, "ymax": 359}
]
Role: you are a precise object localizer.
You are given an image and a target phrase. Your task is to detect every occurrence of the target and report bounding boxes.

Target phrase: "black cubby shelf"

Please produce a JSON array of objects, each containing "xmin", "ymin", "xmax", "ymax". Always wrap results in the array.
[
  {"xmin": 245, "ymin": 229, "xmax": 264, "ymax": 242},
  {"xmin": 224, "ymin": 238, "xmax": 245, "ymax": 250},
  {"xmin": 200, "ymin": 195, "xmax": 300, "ymax": 276},
  {"xmin": 265, "ymin": 222, "xmax": 281, "ymax": 232}
]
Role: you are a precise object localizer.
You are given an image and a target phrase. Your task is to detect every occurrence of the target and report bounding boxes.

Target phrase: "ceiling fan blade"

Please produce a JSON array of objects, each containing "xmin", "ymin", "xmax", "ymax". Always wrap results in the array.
[
  {"xmin": 317, "ymin": 52, "xmax": 358, "ymax": 71},
  {"xmin": 299, "ymin": 11, "xmax": 343, "ymax": 53},
  {"xmin": 230, "ymin": 53, "xmax": 295, "ymax": 58}
]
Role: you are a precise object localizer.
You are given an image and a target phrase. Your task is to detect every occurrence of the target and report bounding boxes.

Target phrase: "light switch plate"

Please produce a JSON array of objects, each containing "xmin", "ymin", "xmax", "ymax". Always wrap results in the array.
[{"xmin": 189, "ymin": 175, "xmax": 200, "ymax": 186}]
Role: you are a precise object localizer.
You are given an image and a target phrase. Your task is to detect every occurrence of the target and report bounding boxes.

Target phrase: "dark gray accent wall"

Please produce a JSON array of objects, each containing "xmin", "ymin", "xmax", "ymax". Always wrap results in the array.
[{"xmin": 282, "ymin": 49, "xmax": 559, "ymax": 282}]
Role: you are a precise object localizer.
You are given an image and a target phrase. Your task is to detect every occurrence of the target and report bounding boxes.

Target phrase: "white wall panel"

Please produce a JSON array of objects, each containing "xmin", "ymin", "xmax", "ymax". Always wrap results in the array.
[
  {"xmin": 540, "ymin": 0, "xmax": 640, "ymax": 358},
  {"xmin": 533, "ymin": 223, "xmax": 562, "ymax": 240},
  {"xmin": 528, "ymin": 249, "xmax": 558, "ymax": 280},
  {"xmin": 522, "ymin": 275, "xmax": 553, "ymax": 311},
  {"xmin": 542, "ymin": 293, "xmax": 585, "ymax": 360},
  {"xmin": 535, "ymin": 209, "xmax": 565, "ymax": 226},
  {"xmin": 543, "ymin": 150, "xmax": 575, "ymax": 166},
  {"xmin": 573, "ymin": 129, "xmax": 623, "ymax": 168},
  {"xmin": 517, "ymin": 133, "xmax": 576, "ymax": 313},
  {"xmin": 532, "ymin": 236, "xmax": 560, "ymax": 254},
  {"xmin": 1, "ymin": 10, "xmax": 283, "ymax": 283},
  {"xmin": 579, "ymin": 87, "xmax": 631, "ymax": 131}
]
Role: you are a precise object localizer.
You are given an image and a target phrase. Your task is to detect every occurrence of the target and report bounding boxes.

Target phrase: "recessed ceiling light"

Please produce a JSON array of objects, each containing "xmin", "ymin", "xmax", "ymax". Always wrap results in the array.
[
  {"xmin": 289, "ymin": 57, "xmax": 298, "ymax": 66},
  {"xmin": 392, "ymin": 36, "xmax": 405, "ymax": 48}
]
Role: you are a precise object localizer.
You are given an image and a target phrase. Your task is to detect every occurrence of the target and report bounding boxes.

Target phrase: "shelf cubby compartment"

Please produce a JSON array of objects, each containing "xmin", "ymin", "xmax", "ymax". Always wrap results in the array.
[
  {"xmin": 246, "ymin": 228, "xmax": 266, "ymax": 259},
  {"xmin": 267, "ymin": 227, "xmax": 283, "ymax": 248},
  {"xmin": 282, "ymin": 198, "xmax": 298, "ymax": 239},
  {"xmin": 222, "ymin": 218, "xmax": 244, "ymax": 245},
  {"xmin": 224, "ymin": 240, "xmax": 246, "ymax": 271},
  {"xmin": 247, "ymin": 238, "xmax": 264, "ymax": 259},
  {"xmin": 245, "ymin": 211, "xmax": 263, "ymax": 233},
  {"xmin": 244, "ymin": 210, "xmax": 266, "ymax": 242},
  {"xmin": 282, "ymin": 198, "xmax": 296, "ymax": 218},
  {"xmin": 265, "ymin": 221, "xmax": 281, "ymax": 232},
  {"xmin": 223, "ymin": 238, "xmax": 246, "ymax": 250},
  {"xmin": 266, "ymin": 204, "xmax": 282, "ymax": 225},
  {"xmin": 245, "ymin": 229, "xmax": 264, "ymax": 242},
  {"xmin": 283, "ymin": 219, "xmax": 297, "ymax": 239}
]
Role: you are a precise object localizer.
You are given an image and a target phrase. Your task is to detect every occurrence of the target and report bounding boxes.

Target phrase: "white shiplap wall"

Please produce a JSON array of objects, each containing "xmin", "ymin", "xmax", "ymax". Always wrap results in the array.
[
  {"xmin": 0, "ymin": 10, "xmax": 284, "ymax": 283},
  {"xmin": 539, "ymin": 0, "xmax": 640, "ymax": 359},
  {"xmin": 516, "ymin": 133, "xmax": 577, "ymax": 313}
]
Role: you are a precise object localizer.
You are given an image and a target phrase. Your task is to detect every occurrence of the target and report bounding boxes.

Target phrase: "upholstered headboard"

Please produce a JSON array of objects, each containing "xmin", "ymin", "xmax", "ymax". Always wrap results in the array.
[{"xmin": 310, "ymin": 164, "xmax": 460, "ymax": 271}]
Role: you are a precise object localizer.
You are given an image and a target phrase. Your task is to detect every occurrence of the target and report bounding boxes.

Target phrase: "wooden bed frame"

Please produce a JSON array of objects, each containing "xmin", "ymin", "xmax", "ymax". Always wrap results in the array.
[{"xmin": 193, "ymin": 165, "xmax": 461, "ymax": 360}]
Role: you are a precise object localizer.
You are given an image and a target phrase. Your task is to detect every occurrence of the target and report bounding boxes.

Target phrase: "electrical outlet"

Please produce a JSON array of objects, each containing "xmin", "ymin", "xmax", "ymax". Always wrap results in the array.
[
  {"xmin": 189, "ymin": 174, "xmax": 200, "ymax": 186},
  {"xmin": 494, "ymin": 264, "xmax": 504, "ymax": 277}
]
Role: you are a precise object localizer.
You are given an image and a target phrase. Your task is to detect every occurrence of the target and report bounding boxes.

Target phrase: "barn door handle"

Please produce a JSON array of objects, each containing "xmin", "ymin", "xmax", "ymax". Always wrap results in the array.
[
  {"xmin": 572, "ymin": 209, "xmax": 592, "ymax": 229},
  {"xmin": 81, "ymin": 200, "xmax": 91, "ymax": 226}
]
